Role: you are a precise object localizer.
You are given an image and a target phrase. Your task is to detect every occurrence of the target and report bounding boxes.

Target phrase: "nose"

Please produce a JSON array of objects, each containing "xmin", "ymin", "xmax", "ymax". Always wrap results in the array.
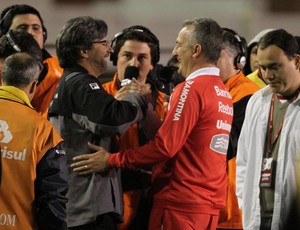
[
  {"xmin": 172, "ymin": 46, "xmax": 178, "ymax": 56},
  {"xmin": 26, "ymin": 26, "xmax": 35, "ymax": 36},
  {"xmin": 107, "ymin": 45, "xmax": 114, "ymax": 53},
  {"xmin": 129, "ymin": 58, "xmax": 139, "ymax": 67},
  {"xmin": 264, "ymin": 68, "xmax": 273, "ymax": 80}
]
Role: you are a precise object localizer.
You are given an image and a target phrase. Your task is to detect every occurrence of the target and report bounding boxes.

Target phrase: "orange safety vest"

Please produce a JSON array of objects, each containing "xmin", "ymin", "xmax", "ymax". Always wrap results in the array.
[
  {"xmin": 31, "ymin": 56, "xmax": 63, "ymax": 119},
  {"xmin": 0, "ymin": 86, "xmax": 63, "ymax": 230},
  {"xmin": 217, "ymin": 71, "xmax": 260, "ymax": 229}
]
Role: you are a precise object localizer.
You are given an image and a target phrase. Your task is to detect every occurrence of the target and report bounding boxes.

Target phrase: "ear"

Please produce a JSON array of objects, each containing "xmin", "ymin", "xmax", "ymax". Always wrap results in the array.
[
  {"xmin": 192, "ymin": 44, "xmax": 201, "ymax": 56},
  {"xmin": 79, "ymin": 49, "xmax": 89, "ymax": 59},
  {"xmin": 28, "ymin": 80, "xmax": 38, "ymax": 101},
  {"xmin": 294, "ymin": 54, "xmax": 300, "ymax": 70},
  {"xmin": 149, "ymin": 63, "xmax": 153, "ymax": 71}
]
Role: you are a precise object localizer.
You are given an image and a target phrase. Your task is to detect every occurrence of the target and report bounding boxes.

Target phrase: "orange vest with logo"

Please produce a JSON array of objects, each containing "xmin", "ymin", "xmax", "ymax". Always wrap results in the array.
[{"xmin": 0, "ymin": 86, "xmax": 63, "ymax": 230}]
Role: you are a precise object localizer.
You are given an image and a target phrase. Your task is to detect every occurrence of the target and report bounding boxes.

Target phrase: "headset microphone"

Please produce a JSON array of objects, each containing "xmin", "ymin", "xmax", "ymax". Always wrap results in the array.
[{"xmin": 121, "ymin": 66, "xmax": 139, "ymax": 86}]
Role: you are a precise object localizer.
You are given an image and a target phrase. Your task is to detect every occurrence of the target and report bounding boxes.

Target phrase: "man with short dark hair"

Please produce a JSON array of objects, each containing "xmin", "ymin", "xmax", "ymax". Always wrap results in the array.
[
  {"xmin": 102, "ymin": 25, "xmax": 166, "ymax": 230},
  {"xmin": 0, "ymin": 52, "xmax": 68, "ymax": 230},
  {"xmin": 0, "ymin": 4, "xmax": 63, "ymax": 118},
  {"xmin": 0, "ymin": 29, "xmax": 43, "ymax": 76},
  {"xmin": 216, "ymin": 28, "xmax": 260, "ymax": 229},
  {"xmin": 236, "ymin": 29, "xmax": 300, "ymax": 229}
]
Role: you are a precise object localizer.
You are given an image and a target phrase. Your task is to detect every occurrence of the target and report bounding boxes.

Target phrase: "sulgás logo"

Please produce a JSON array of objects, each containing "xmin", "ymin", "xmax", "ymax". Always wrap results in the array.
[
  {"xmin": 0, "ymin": 120, "xmax": 27, "ymax": 161},
  {"xmin": 0, "ymin": 120, "xmax": 12, "ymax": 144}
]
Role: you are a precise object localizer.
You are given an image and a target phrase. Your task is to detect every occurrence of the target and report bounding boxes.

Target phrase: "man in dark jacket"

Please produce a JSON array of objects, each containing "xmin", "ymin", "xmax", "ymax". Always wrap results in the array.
[{"xmin": 49, "ymin": 16, "xmax": 148, "ymax": 230}]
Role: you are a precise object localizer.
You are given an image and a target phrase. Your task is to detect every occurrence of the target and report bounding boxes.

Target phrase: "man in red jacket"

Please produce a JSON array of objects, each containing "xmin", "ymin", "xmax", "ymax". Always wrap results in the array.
[{"xmin": 72, "ymin": 18, "xmax": 233, "ymax": 230}]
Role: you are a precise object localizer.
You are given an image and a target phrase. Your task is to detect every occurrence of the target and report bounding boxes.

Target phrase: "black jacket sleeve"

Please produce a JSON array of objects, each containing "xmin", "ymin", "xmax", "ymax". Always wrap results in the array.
[
  {"xmin": 35, "ymin": 142, "xmax": 68, "ymax": 230},
  {"xmin": 227, "ymin": 95, "xmax": 252, "ymax": 161}
]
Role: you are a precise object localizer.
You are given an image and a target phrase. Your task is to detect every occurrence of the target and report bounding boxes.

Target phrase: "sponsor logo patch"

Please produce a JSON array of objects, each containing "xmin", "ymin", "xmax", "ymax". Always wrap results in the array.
[
  {"xmin": 89, "ymin": 83, "xmax": 100, "ymax": 90},
  {"xmin": 210, "ymin": 134, "xmax": 229, "ymax": 155}
]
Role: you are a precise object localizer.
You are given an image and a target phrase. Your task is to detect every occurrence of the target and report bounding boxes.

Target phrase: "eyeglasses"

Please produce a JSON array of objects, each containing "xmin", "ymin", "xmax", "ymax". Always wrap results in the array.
[{"xmin": 92, "ymin": 40, "xmax": 111, "ymax": 47}]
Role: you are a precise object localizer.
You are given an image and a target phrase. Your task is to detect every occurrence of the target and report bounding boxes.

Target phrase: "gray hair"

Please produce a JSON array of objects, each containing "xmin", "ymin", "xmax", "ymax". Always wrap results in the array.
[
  {"xmin": 183, "ymin": 18, "xmax": 223, "ymax": 64},
  {"xmin": 2, "ymin": 52, "xmax": 40, "ymax": 88}
]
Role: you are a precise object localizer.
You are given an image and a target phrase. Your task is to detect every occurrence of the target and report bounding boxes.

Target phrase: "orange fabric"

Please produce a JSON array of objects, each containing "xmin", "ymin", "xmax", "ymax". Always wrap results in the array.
[
  {"xmin": 0, "ymin": 87, "xmax": 62, "ymax": 230},
  {"xmin": 117, "ymin": 190, "xmax": 143, "ymax": 230},
  {"xmin": 102, "ymin": 73, "xmax": 166, "ymax": 229},
  {"xmin": 217, "ymin": 71, "xmax": 260, "ymax": 229},
  {"xmin": 225, "ymin": 71, "xmax": 260, "ymax": 103},
  {"xmin": 31, "ymin": 56, "xmax": 63, "ymax": 119}
]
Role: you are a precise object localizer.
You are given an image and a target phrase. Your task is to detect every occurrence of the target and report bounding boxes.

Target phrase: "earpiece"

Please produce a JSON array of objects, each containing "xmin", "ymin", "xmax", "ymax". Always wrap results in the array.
[
  {"xmin": 42, "ymin": 26, "xmax": 47, "ymax": 43},
  {"xmin": 6, "ymin": 30, "xmax": 22, "ymax": 52},
  {"xmin": 0, "ymin": 5, "xmax": 47, "ymax": 43},
  {"xmin": 233, "ymin": 34, "xmax": 246, "ymax": 69},
  {"xmin": 110, "ymin": 26, "xmax": 160, "ymax": 66},
  {"xmin": 222, "ymin": 28, "xmax": 247, "ymax": 70}
]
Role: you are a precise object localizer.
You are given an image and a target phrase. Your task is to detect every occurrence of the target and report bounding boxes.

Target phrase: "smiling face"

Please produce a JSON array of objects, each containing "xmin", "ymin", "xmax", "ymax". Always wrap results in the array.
[
  {"xmin": 172, "ymin": 26, "xmax": 194, "ymax": 78},
  {"xmin": 258, "ymin": 44, "xmax": 300, "ymax": 96},
  {"xmin": 116, "ymin": 40, "xmax": 153, "ymax": 84},
  {"xmin": 84, "ymin": 36, "xmax": 113, "ymax": 77}
]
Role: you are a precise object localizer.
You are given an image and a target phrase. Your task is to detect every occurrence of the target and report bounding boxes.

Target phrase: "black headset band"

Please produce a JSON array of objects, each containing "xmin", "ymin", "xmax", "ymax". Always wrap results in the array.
[
  {"xmin": 6, "ymin": 30, "xmax": 21, "ymax": 52},
  {"xmin": 110, "ymin": 27, "xmax": 160, "ymax": 65}
]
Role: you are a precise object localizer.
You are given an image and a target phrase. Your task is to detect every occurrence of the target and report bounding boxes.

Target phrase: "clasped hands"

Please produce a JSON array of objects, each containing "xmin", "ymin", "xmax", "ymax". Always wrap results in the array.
[
  {"xmin": 115, "ymin": 78, "xmax": 151, "ymax": 100},
  {"xmin": 70, "ymin": 142, "xmax": 111, "ymax": 175}
]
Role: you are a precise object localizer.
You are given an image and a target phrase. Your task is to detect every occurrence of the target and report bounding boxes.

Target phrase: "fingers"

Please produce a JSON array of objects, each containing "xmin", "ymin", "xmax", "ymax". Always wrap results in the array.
[
  {"xmin": 70, "ymin": 159, "xmax": 89, "ymax": 170},
  {"xmin": 87, "ymin": 142, "xmax": 103, "ymax": 151},
  {"xmin": 71, "ymin": 143, "xmax": 111, "ymax": 175},
  {"xmin": 140, "ymin": 83, "xmax": 152, "ymax": 95},
  {"xmin": 115, "ymin": 84, "xmax": 141, "ymax": 100},
  {"xmin": 71, "ymin": 163, "xmax": 93, "ymax": 176}
]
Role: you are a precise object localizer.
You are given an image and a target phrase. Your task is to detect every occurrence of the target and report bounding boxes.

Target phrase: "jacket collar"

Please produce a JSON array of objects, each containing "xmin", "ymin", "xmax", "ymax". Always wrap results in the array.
[
  {"xmin": 186, "ymin": 67, "xmax": 220, "ymax": 81},
  {"xmin": 0, "ymin": 86, "xmax": 33, "ymax": 109}
]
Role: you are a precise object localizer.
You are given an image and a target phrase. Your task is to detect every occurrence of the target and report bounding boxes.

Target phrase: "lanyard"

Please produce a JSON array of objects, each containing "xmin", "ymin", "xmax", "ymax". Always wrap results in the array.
[
  {"xmin": 267, "ymin": 94, "xmax": 284, "ymax": 156},
  {"xmin": 267, "ymin": 91, "xmax": 299, "ymax": 156}
]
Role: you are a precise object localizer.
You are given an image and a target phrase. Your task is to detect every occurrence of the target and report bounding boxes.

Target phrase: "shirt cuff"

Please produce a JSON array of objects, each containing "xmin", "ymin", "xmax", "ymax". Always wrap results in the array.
[{"xmin": 108, "ymin": 152, "xmax": 121, "ymax": 168}]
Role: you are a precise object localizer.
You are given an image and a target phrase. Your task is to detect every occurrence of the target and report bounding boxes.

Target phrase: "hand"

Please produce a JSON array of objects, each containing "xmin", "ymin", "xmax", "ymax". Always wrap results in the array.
[
  {"xmin": 71, "ymin": 142, "xmax": 110, "ymax": 175},
  {"xmin": 115, "ymin": 79, "xmax": 142, "ymax": 100},
  {"xmin": 114, "ymin": 78, "xmax": 151, "ymax": 100},
  {"xmin": 136, "ymin": 81, "xmax": 151, "ymax": 96}
]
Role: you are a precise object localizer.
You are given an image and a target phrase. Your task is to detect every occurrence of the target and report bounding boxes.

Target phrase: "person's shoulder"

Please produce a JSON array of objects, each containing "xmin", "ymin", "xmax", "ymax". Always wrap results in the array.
[
  {"xmin": 42, "ymin": 56, "xmax": 63, "ymax": 83},
  {"xmin": 229, "ymin": 73, "xmax": 260, "ymax": 97},
  {"xmin": 102, "ymin": 76, "xmax": 116, "ymax": 92}
]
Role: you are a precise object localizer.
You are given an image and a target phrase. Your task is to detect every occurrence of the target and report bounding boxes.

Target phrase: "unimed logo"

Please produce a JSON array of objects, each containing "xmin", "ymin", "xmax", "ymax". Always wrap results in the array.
[{"xmin": 0, "ymin": 213, "xmax": 16, "ymax": 226}]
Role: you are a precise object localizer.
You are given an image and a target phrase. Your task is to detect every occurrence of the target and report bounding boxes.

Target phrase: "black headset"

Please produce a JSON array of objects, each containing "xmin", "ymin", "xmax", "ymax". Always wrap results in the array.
[
  {"xmin": 5, "ymin": 30, "xmax": 22, "ymax": 52},
  {"xmin": 5, "ymin": 29, "xmax": 47, "ymax": 84},
  {"xmin": 234, "ymin": 34, "xmax": 246, "ymax": 70},
  {"xmin": 0, "ymin": 7, "xmax": 47, "ymax": 43},
  {"xmin": 223, "ymin": 28, "xmax": 246, "ymax": 70},
  {"xmin": 110, "ymin": 26, "xmax": 160, "ymax": 66}
]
